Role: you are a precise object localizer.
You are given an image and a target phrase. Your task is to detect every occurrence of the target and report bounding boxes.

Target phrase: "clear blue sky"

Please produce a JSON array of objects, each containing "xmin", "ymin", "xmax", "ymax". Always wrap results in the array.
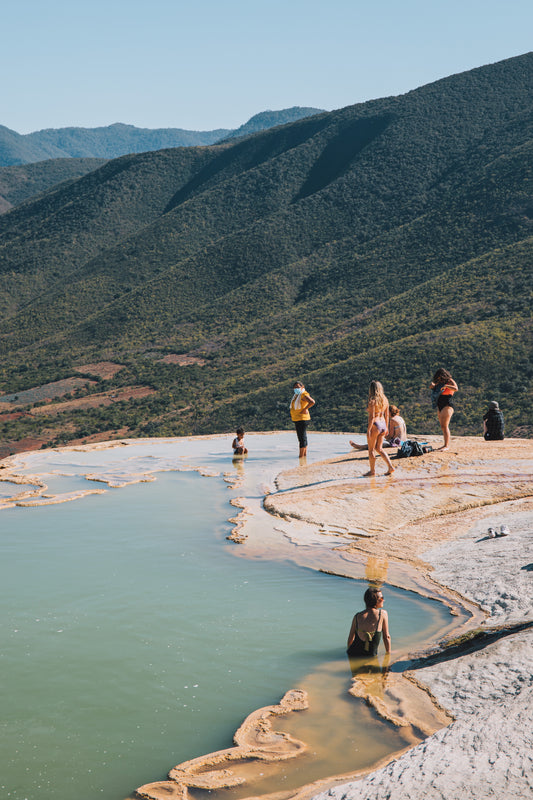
[{"xmin": 3, "ymin": 0, "xmax": 531, "ymax": 134}]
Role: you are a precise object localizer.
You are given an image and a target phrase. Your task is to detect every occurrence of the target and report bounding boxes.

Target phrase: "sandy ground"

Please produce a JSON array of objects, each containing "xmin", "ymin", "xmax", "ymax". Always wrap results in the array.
[
  {"xmin": 73, "ymin": 361, "xmax": 126, "ymax": 379},
  {"xmin": 29, "ymin": 385, "xmax": 155, "ymax": 415},
  {"xmin": 264, "ymin": 437, "xmax": 533, "ymax": 800}
]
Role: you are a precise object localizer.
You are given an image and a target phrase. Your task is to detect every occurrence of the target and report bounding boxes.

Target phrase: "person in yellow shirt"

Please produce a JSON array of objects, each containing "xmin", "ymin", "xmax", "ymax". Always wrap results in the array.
[{"xmin": 290, "ymin": 381, "xmax": 315, "ymax": 458}]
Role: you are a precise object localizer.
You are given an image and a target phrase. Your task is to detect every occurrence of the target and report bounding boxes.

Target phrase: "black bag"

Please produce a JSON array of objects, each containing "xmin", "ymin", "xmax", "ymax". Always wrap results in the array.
[{"xmin": 397, "ymin": 439, "xmax": 424, "ymax": 458}]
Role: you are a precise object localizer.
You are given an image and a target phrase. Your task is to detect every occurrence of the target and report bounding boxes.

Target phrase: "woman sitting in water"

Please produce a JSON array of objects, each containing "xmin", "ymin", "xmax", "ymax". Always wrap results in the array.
[
  {"xmin": 364, "ymin": 380, "xmax": 395, "ymax": 476},
  {"xmin": 347, "ymin": 587, "xmax": 391, "ymax": 658}
]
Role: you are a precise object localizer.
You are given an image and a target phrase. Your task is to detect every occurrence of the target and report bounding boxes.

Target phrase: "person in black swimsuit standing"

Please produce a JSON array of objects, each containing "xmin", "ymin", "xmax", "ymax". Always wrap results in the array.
[
  {"xmin": 347, "ymin": 587, "xmax": 391, "ymax": 659},
  {"xmin": 430, "ymin": 367, "xmax": 458, "ymax": 451}
]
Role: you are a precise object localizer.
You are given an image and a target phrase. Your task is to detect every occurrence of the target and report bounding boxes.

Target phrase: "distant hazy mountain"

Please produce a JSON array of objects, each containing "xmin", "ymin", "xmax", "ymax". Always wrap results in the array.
[
  {"xmin": 0, "ymin": 53, "xmax": 530, "ymax": 452},
  {"xmin": 0, "ymin": 123, "xmax": 230, "ymax": 167},
  {"xmin": 221, "ymin": 107, "xmax": 326, "ymax": 141},
  {"xmin": 0, "ymin": 108, "xmax": 326, "ymax": 167}
]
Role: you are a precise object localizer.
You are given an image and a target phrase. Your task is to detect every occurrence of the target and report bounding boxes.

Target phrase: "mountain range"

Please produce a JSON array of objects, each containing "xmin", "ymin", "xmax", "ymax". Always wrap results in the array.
[
  {"xmin": 0, "ymin": 53, "xmax": 530, "ymax": 454},
  {"xmin": 0, "ymin": 108, "xmax": 325, "ymax": 213},
  {"xmin": 0, "ymin": 107, "xmax": 325, "ymax": 166}
]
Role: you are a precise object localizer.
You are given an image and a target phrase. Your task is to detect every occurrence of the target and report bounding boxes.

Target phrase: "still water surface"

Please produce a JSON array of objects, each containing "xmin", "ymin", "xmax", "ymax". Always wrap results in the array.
[{"xmin": 1, "ymin": 434, "xmax": 453, "ymax": 800}]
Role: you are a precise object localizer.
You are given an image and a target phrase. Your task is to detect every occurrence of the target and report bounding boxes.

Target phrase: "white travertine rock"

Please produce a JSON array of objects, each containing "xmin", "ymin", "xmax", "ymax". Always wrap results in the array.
[{"xmin": 311, "ymin": 505, "xmax": 533, "ymax": 800}]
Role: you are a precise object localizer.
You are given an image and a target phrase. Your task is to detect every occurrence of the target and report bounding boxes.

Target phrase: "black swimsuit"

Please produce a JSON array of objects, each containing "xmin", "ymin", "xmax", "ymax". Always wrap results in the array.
[
  {"xmin": 437, "ymin": 394, "xmax": 454, "ymax": 411},
  {"xmin": 347, "ymin": 609, "xmax": 382, "ymax": 657}
]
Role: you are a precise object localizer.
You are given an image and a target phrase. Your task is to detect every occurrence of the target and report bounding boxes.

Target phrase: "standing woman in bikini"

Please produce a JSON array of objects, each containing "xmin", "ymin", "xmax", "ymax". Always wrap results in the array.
[
  {"xmin": 347, "ymin": 587, "xmax": 391, "ymax": 659},
  {"xmin": 365, "ymin": 380, "xmax": 395, "ymax": 476},
  {"xmin": 430, "ymin": 368, "xmax": 459, "ymax": 451}
]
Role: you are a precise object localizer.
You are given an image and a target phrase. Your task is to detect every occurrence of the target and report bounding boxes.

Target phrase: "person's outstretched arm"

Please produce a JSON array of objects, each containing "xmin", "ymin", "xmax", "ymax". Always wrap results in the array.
[
  {"xmin": 347, "ymin": 615, "xmax": 358, "ymax": 649},
  {"xmin": 381, "ymin": 611, "xmax": 391, "ymax": 653}
]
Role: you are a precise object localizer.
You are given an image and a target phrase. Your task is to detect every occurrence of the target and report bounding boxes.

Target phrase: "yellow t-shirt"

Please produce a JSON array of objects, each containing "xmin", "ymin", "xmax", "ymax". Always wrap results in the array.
[{"xmin": 290, "ymin": 391, "xmax": 312, "ymax": 422}]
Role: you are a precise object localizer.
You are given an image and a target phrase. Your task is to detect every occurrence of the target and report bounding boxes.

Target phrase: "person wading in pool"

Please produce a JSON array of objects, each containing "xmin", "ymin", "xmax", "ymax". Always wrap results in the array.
[
  {"xmin": 364, "ymin": 380, "xmax": 395, "ymax": 476},
  {"xmin": 289, "ymin": 381, "xmax": 315, "ymax": 459},
  {"xmin": 347, "ymin": 586, "xmax": 391, "ymax": 659}
]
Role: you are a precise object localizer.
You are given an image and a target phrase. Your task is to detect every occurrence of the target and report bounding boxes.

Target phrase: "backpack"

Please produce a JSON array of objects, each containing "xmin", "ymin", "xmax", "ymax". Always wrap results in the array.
[{"xmin": 397, "ymin": 439, "xmax": 424, "ymax": 458}]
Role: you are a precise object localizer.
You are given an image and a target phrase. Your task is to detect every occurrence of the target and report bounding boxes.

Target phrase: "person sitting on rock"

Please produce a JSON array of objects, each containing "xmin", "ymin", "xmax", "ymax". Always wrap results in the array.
[
  {"xmin": 483, "ymin": 401, "xmax": 504, "ymax": 440},
  {"xmin": 387, "ymin": 405, "xmax": 407, "ymax": 446},
  {"xmin": 350, "ymin": 403, "xmax": 406, "ymax": 450}
]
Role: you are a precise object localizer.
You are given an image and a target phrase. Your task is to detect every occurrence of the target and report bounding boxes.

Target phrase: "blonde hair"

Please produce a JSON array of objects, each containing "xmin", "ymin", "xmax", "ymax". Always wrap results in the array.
[{"xmin": 368, "ymin": 380, "xmax": 387, "ymax": 415}]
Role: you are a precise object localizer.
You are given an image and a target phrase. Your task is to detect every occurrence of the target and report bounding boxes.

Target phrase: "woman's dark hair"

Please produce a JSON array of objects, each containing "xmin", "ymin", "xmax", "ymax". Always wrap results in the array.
[
  {"xmin": 389, "ymin": 405, "xmax": 400, "ymax": 416},
  {"xmin": 432, "ymin": 367, "xmax": 452, "ymax": 384},
  {"xmin": 364, "ymin": 587, "xmax": 383, "ymax": 608}
]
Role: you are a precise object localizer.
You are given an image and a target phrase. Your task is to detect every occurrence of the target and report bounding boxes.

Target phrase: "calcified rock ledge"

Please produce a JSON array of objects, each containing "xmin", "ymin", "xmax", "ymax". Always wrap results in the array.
[
  {"xmin": 136, "ymin": 689, "xmax": 309, "ymax": 800},
  {"xmin": 265, "ymin": 437, "xmax": 533, "ymax": 800}
]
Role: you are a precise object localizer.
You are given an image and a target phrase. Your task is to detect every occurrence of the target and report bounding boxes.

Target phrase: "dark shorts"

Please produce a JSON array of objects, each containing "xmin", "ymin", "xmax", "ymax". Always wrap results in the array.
[
  {"xmin": 294, "ymin": 420, "xmax": 308, "ymax": 448},
  {"xmin": 437, "ymin": 394, "xmax": 454, "ymax": 411}
]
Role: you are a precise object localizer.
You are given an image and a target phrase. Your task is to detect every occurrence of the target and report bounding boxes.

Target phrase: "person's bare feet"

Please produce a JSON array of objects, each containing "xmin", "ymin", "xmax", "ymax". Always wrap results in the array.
[
  {"xmin": 385, "ymin": 468, "xmax": 395, "ymax": 475},
  {"xmin": 350, "ymin": 440, "xmax": 367, "ymax": 450},
  {"xmin": 362, "ymin": 470, "xmax": 375, "ymax": 476},
  {"xmin": 438, "ymin": 446, "xmax": 450, "ymax": 452}
]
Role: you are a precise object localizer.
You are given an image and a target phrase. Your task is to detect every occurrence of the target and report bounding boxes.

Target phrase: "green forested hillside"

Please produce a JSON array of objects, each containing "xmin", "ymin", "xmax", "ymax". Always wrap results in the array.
[
  {"xmin": 0, "ymin": 53, "xmax": 531, "ymax": 453},
  {"xmin": 0, "ymin": 158, "xmax": 107, "ymax": 213},
  {"xmin": 0, "ymin": 110, "xmax": 326, "ymax": 213}
]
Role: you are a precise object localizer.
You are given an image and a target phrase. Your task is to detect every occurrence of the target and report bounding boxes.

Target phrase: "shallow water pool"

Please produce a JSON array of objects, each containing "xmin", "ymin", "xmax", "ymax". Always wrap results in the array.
[{"xmin": 1, "ymin": 434, "xmax": 457, "ymax": 800}]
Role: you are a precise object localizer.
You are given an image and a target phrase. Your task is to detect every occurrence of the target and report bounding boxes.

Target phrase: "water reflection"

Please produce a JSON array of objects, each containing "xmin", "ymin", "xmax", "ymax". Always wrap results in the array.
[
  {"xmin": 365, "ymin": 555, "xmax": 389, "ymax": 585},
  {"xmin": 231, "ymin": 454, "xmax": 247, "ymax": 483},
  {"xmin": 348, "ymin": 652, "xmax": 391, "ymax": 682}
]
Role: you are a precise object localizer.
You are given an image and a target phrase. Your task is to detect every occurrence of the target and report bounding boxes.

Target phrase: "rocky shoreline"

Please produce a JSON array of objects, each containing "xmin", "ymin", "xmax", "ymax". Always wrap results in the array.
[
  {"xmin": 2, "ymin": 433, "xmax": 531, "ymax": 800},
  {"xmin": 264, "ymin": 437, "xmax": 532, "ymax": 800}
]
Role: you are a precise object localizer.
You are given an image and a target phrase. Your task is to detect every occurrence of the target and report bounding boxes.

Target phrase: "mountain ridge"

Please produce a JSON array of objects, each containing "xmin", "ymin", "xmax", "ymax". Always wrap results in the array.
[
  {"xmin": 0, "ymin": 107, "xmax": 326, "ymax": 167},
  {"xmin": 0, "ymin": 53, "xmax": 530, "ymax": 452}
]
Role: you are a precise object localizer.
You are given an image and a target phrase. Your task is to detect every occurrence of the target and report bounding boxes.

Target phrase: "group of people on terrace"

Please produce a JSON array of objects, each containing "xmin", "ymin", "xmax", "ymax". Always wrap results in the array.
[
  {"xmin": 232, "ymin": 368, "xmax": 505, "ymax": 469},
  {"xmin": 287, "ymin": 369, "xmax": 462, "ymax": 475},
  {"xmin": 231, "ymin": 370, "xmax": 506, "ymax": 673}
]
